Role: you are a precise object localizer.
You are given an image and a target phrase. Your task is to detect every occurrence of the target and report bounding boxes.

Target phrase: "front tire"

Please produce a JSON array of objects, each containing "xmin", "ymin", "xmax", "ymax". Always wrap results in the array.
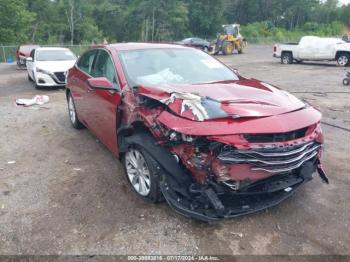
[
  {"xmin": 67, "ymin": 92, "xmax": 84, "ymax": 129},
  {"xmin": 27, "ymin": 74, "xmax": 33, "ymax": 82},
  {"xmin": 281, "ymin": 52, "xmax": 293, "ymax": 64},
  {"xmin": 343, "ymin": 78, "xmax": 350, "ymax": 86},
  {"xmin": 123, "ymin": 146, "xmax": 163, "ymax": 203},
  {"xmin": 222, "ymin": 42, "xmax": 234, "ymax": 55},
  {"xmin": 337, "ymin": 54, "xmax": 350, "ymax": 66}
]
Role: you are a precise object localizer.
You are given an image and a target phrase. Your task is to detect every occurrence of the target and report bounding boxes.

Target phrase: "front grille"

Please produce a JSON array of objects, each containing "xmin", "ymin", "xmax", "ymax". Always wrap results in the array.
[
  {"xmin": 217, "ymin": 142, "xmax": 321, "ymax": 173},
  {"xmin": 54, "ymin": 72, "xmax": 66, "ymax": 83},
  {"xmin": 244, "ymin": 127, "xmax": 308, "ymax": 143}
]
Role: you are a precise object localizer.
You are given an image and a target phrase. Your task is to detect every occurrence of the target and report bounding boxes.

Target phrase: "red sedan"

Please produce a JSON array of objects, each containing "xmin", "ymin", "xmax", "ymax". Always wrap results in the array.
[{"xmin": 65, "ymin": 43, "xmax": 328, "ymax": 221}]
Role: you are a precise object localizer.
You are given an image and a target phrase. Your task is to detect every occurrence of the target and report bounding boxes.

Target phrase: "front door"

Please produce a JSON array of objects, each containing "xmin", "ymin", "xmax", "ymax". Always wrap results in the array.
[{"xmin": 86, "ymin": 49, "xmax": 122, "ymax": 155}]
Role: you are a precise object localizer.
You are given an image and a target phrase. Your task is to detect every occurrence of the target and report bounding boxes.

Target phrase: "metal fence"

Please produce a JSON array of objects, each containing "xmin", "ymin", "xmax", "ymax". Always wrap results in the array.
[
  {"xmin": 0, "ymin": 36, "xmax": 343, "ymax": 62},
  {"xmin": 0, "ymin": 44, "xmax": 90, "ymax": 63}
]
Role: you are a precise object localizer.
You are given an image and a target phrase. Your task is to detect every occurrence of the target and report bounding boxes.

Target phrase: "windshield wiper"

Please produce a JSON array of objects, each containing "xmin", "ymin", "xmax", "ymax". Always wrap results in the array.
[{"xmin": 194, "ymin": 79, "xmax": 238, "ymax": 85}]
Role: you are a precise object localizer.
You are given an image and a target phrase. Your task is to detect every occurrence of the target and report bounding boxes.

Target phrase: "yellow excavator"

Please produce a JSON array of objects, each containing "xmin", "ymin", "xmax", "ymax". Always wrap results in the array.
[{"xmin": 210, "ymin": 24, "xmax": 246, "ymax": 55}]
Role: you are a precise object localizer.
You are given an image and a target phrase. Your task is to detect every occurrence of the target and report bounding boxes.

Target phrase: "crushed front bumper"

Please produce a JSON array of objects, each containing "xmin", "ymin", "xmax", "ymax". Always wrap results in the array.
[{"xmin": 160, "ymin": 161, "xmax": 327, "ymax": 222}]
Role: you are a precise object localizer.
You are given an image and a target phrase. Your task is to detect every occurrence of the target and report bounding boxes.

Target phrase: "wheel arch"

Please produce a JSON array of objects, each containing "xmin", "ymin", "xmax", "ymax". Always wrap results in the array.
[
  {"xmin": 335, "ymin": 51, "xmax": 350, "ymax": 59},
  {"xmin": 281, "ymin": 50, "xmax": 293, "ymax": 57},
  {"xmin": 118, "ymin": 129, "xmax": 193, "ymax": 188},
  {"xmin": 65, "ymin": 88, "xmax": 71, "ymax": 101},
  {"xmin": 117, "ymin": 121, "xmax": 152, "ymax": 158}
]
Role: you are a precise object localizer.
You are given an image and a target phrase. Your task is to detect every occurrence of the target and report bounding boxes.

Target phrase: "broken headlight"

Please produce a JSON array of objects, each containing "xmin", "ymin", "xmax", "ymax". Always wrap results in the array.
[{"xmin": 167, "ymin": 130, "xmax": 196, "ymax": 143}]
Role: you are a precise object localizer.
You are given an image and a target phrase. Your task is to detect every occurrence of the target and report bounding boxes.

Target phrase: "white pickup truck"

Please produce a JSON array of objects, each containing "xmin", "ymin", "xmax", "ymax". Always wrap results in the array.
[{"xmin": 273, "ymin": 36, "xmax": 350, "ymax": 66}]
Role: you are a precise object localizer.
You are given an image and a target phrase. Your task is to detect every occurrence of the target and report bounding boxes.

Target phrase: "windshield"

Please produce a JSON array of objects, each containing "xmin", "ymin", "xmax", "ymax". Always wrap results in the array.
[
  {"xmin": 119, "ymin": 48, "xmax": 238, "ymax": 86},
  {"xmin": 19, "ymin": 45, "xmax": 39, "ymax": 53},
  {"xmin": 36, "ymin": 50, "xmax": 76, "ymax": 61}
]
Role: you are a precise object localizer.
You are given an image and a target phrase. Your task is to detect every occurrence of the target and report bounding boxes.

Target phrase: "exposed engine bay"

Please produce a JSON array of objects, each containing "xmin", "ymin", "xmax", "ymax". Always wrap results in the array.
[{"xmin": 117, "ymin": 78, "xmax": 328, "ymax": 221}]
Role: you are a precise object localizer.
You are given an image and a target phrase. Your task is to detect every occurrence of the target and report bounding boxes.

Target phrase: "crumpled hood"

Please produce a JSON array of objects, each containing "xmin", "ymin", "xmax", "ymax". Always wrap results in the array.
[{"xmin": 137, "ymin": 79, "xmax": 306, "ymax": 121}]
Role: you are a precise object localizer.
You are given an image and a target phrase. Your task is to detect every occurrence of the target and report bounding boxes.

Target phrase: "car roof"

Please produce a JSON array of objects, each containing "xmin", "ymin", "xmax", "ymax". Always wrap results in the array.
[
  {"xmin": 101, "ymin": 42, "xmax": 188, "ymax": 52},
  {"xmin": 19, "ymin": 44, "xmax": 39, "ymax": 46},
  {"xmin": 36, "ymin": 47, "xmax": 71, "ymax": 51}
]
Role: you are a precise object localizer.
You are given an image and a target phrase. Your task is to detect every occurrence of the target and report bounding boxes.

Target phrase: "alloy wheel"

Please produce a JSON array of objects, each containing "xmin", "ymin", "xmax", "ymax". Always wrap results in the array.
[
  {"xmin": 282, "ymin": 56, "xmax": 290, "ymax": 64},
  {"xmin": 68, "ymin": 95, "xmax": 76, "ymax": 124},
  {"xmin": 338, "ymin": 55, "xmax": 348, "ymax": 66},
  {"xmin": 125, "ymin": 149, "xmax": 151, "ymax": 196}
]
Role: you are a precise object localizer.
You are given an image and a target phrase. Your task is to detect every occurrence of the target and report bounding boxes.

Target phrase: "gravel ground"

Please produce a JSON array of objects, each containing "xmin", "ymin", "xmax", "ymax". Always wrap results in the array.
[{"xmin": 0, "ymin": 45, "xmax": 349, "ymax": 255}]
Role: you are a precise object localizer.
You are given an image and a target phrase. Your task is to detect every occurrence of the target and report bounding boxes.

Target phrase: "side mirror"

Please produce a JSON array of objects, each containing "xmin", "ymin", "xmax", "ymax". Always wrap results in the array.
[
  {"xmin": 87, "ymin": 77, "xmax": 117, "ymax": 91},
  {"xmin": 26, "ymin": 57, "xmax": 33, "ymax": 62}
]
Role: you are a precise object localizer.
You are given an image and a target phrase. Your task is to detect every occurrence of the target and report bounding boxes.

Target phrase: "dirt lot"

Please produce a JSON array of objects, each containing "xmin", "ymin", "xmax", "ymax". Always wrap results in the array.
[{"xmin": 0, "ymin": 45, "xmax": 349, "ymax": 255}]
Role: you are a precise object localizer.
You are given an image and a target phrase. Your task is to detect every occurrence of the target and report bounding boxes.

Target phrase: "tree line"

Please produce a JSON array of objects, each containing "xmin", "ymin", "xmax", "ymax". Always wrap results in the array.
[{"xmin": 1, "ymin": 0, "xmax": 350, "ymax": 45}]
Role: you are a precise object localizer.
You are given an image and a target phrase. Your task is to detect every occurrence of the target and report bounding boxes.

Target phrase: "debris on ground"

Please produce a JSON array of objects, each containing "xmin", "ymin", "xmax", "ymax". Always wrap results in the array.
[
  {"xmin": 15, "ymin": 95, "xmax": 49, "ymax": 107},
  {"xmin": 230, "ymin": 232, "xmax": 244, "ymax": 238},
  {"xmin": 73, "ymin": 168, "xmax": 82, "ymax": 171},
  {"xmin": 7, "ymin": 161, "xmax": 16, "ymax": 164}
]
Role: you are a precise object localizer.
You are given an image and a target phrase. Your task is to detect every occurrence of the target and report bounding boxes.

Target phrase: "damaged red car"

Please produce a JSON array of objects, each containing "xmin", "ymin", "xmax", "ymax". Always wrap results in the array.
[{"xmin": 65, "ymin": 43, "xmax": 328, "ymax": 221}]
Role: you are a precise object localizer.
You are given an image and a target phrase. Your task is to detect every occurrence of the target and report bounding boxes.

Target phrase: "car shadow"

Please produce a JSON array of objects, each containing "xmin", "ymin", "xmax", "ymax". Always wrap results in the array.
[
  {"xmin": 294, "ymin": 62, "xmax": 346, "ymax": 68},
  {"xmin": 35, "ymin": 85, "xmax": 65, "ymax": 91}
]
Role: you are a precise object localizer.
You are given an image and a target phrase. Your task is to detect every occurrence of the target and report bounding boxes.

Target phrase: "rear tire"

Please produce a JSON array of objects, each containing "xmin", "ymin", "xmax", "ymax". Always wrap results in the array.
[
  {"xmin": 281, "ymin": 52, "xmax": 293, "ymax": 64},
  {"xmin": 343, "ymin": 78, "xmax": 350, "ymax": 86},
  {"xmin": 337, "ymin": 53, "xmax": 350, "ymax": 66},
  {"xmin": 67, "ymin": 92, "xmax": 84, "ymax": 129},
  {"xmin": 123, "ymin": 145, "xmax": 163, "ymax": 203}
]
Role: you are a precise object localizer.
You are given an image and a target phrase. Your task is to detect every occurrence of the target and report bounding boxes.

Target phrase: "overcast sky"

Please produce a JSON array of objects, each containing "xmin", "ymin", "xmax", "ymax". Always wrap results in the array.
[{"xmin": 338, "ymin": 0, "xmax": 350, "ymax": 5}]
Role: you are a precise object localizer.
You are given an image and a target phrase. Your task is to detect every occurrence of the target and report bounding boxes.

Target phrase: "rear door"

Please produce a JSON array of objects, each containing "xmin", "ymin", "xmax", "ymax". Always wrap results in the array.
[
  {"xmin": 70, "ymin": 49, "xmax": 99, "ymax": 123},
  {"xmin": 85, "ymin": 49, "xmax": 122, "ymax": 154}
]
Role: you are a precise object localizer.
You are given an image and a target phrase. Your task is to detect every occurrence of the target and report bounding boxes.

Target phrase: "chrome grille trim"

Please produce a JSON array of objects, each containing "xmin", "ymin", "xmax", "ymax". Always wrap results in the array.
[
  {"xmin": 235, "ymin": 142, "xmax": 314, "ymax": 157},
  {"xmin": 217, "ymin": 142, "xmax": 321, "ymax": 174},
  {"xmin": 251, "ymin": 151, "xmax": 318, "ymax": 173},
  {"xmin": 218, "ymin": 144, "xmax": 320, "ymax": 165}
]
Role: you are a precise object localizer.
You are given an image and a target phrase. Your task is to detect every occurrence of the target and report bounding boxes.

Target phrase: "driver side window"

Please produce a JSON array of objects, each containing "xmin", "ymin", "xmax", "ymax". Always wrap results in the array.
[
  {"xmin": 77, "ymin": 50, "xmax": 97, "ymax": 75},
  {"xmin": 91, "ymin": 49, "xmax": 119, "ymax": 87}
]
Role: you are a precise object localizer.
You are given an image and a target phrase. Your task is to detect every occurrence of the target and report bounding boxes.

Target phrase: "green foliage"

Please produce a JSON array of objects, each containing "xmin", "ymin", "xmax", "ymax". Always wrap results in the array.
[
  {"xmin": 0, "ymin": 0, "xmax": 34, "ymax": 44},
  {"xmin": 242, "ymin": 21, "xmax": 344, "ymax": 43},
  {"xmin": 188, "ymin": 0, "xmax": 225, "ymax": 38},
  {"xmin": 0, "ymin": 0, "xmax": 350, "ymax": 45}
]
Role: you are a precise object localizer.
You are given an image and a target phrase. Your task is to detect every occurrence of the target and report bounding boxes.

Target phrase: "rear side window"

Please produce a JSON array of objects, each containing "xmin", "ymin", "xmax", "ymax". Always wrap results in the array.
[{"xmin": 77, "ymin": 50, "xmax": 97, "ymax": 75}]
